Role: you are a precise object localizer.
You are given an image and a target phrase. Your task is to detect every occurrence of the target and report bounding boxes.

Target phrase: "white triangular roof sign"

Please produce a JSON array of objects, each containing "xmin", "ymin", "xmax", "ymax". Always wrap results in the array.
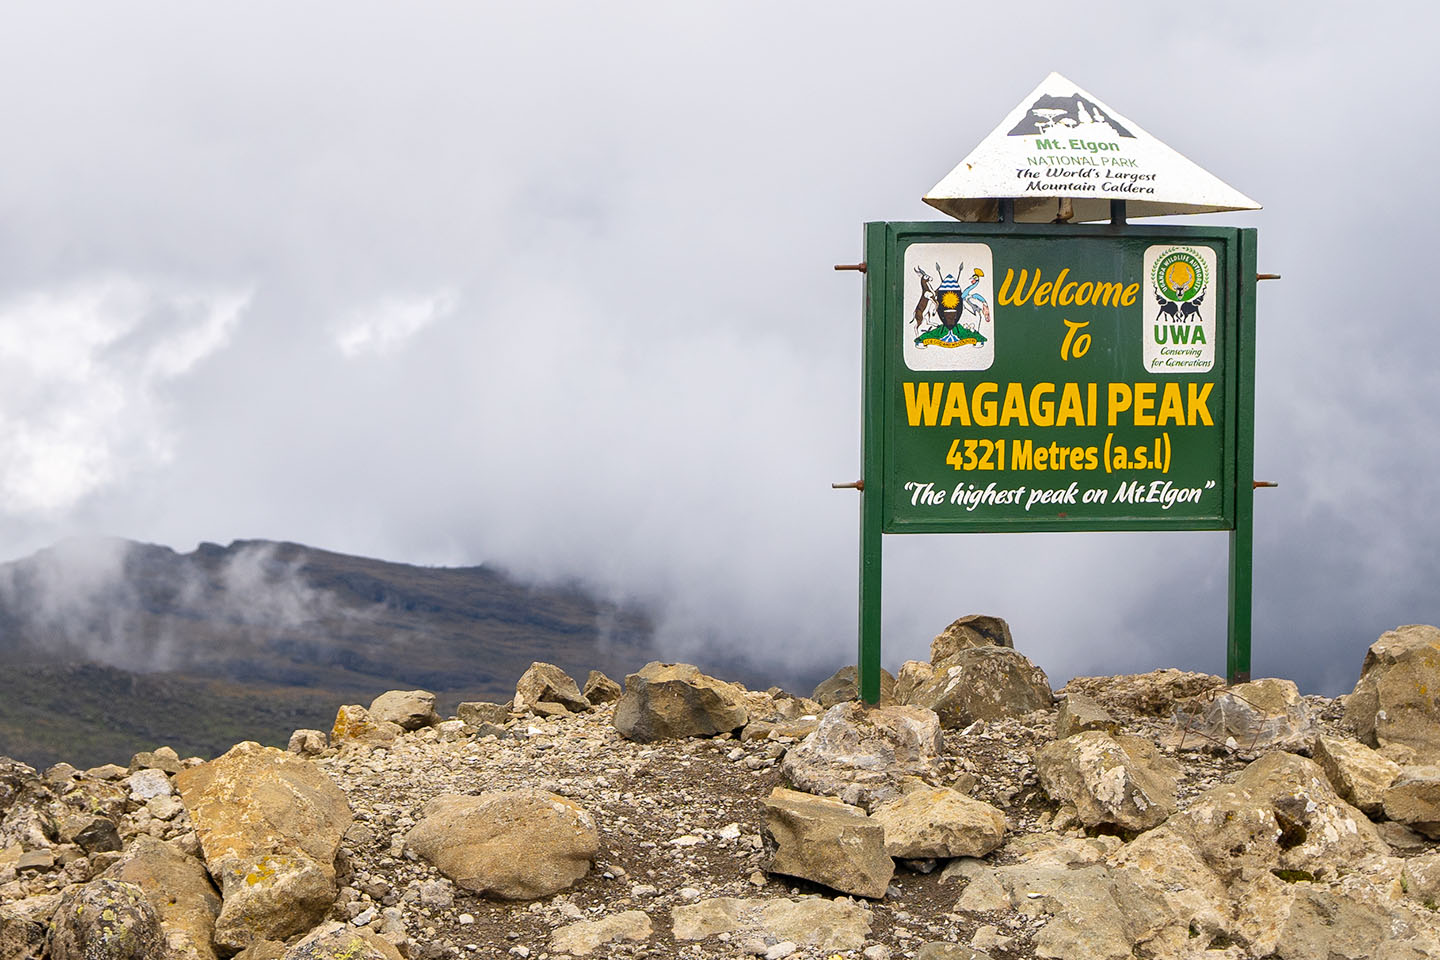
[{"xmin": 924, "ymin": 72, "xmax": 1260, "ymax": 223}]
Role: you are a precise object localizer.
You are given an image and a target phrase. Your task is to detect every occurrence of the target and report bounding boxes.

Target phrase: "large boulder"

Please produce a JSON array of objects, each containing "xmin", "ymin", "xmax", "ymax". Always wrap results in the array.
[
  {"xmin": 367, "ymin": 690, "xmax": 439, "ymax": 731},
  {"xmin": 174, "ymin": 742, "xmax": 353, "ymax": 950},
  {"xmin": 104, "ymin": 837, "xmax": 222, "ymax": 960},
  {"xmin": 1174, "ymin": 677, "xmax": 1315, "ymax": 751},
  {"xmin": 1384, "ymin": 766, "xmax": 1440, "ymax": 838},
  {"xmin": 581, "ymin": 670, "xmax": 623, "ymax": 705},
  {"xmin": 811, "ymin": 666, "xmax": 896, "ymax": 707},
  {"xmin": 404, "ymin": 789, "xmax": 598, "ymax": 900},
  {"xmin": 1036, "ymin": 731, "xmax": 1182, "ymax": 834},
  {"xmin": 870, "ymin": 786, "xmax": 1006, "ymax": 859},
  {"xmin": 902, "ymin": 647, "xmax": 1053, "ymax": 727},
  {"xmin": 46, "ymin": 878, "xmax": 166, "ymax": 960},
  {"xmin": 780, "ymin": 702, "xmax": 944, "ymax": 809},
  {"xmin": 329, "ymin": 705, "xmax": 401, "ymax": 746},
  {"xmin": 762, "ymin": 787, "xmax": 893, "ymax": 899},
  {"xmin": 930, "ymin": 614, "xmax": 1014, "ymax": 667},
  {"xmin": 1346, "ymin": 625, "xmax": 1440, "ymax": 759},
  {"xmin": 514, "ymin": 662, "xmax": 591, "ymax": 715},
  {"xmin": 612, "ymin": 662, "xmax": 748, "ymax": 742}
]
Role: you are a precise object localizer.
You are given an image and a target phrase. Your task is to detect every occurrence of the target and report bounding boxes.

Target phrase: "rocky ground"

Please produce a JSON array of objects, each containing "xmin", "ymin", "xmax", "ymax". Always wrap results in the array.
[{"xmin": 6, "ymin": 618, "xmax": 1440, "ymax": 959}]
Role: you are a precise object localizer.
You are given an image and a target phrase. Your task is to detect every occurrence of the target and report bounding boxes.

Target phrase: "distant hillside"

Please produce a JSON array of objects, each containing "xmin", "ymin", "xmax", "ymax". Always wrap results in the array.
[{"xmin": 0, "ymin": 538, "xmax": 656, "ymax": 767}]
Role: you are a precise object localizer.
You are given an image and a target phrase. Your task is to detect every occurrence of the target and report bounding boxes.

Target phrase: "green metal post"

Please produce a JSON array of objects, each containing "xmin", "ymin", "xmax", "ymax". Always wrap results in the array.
[
  {"xmin": 1227, "ymin": 229, "xmax": 1259, "ymax": 685},
  {"xmin": 858, "ymin": 223, "xmax": 889, "ymax": 704}
]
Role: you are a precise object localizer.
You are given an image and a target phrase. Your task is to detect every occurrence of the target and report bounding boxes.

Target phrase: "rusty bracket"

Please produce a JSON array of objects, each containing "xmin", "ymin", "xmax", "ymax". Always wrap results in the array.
[
  {"xmin": 1253, "ymin": 481, "xmax": 1278, "ymax": 489},
  {"xmin": 1257, "ymin": 273, "xmax": 1281, "ymax": 281},
  {"xmin": 834, "ymin": 263, "xmax": 867, "ymax": 273},
  {"xmin": 831, "ymin": 481, "xmax": 864, "ymax": 491}
]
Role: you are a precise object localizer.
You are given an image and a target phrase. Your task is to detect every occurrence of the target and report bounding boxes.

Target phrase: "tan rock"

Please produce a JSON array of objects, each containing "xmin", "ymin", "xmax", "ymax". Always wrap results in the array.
[
  {"xmin": 1054, "ymin": 691, "xmax": 1118, "ymax": 738},
  {"xmin": 550, "ymin": 910, "xmax": 652, "ymax": 956},
  {"xmin": 282, "ymin": 924, "xmax": 403, "ymax": 960},
  {"xmin": 930, "ymin": 614, "xmax": 1014, "ymax": 667},
  {"xmin": 871, "ymin": 787, "xmax": 1005, "ymax": 859},
  {"xmin": 1314, "ymin": 735, "xmax": 1400, "ymax": 814},
  {"xmin": 1036, "ymin": 731, "xmax": 1181, "ymax": 833},
  {"xmin": 515, "ymin": 662, "xmax": 591, "ymax": 714},
  {"xmin": 0, "ymin": 904, "xmax": 46, "ymax": 960},
  {"xmin": 330, "ymin": 704, "xmax": 401, "ymax": 745},
  {"xmin": 1062, "ymin": 669, "xmax": 1225, "ymax": 716},
  {"xmin": 904, "ymin": 647, "xmax": 1052, "ymax": 728},
  {"xmin": 581, "ymin": 670, "xmax": 623, "ymax": 705},
  {"xmin": 175, "ymin": 742, "xmax": 352, "ymax": 949},
  {"xmin": 613, "ymin": 662, "xmax": 748, "ymax": 742},
  {"xmin": 780, "ymin": 702, "xmax": 944, "ymax": 809},
  {"xmin": 130, "ymin": 746, "xmax": 183, "ymax": 775},
  {"xmin": 455, "ymin": 701, "xmax": 510, "ymax": 726},
  {"xmin": 287, "ymin": 729, "xmax": 328, "ymax": 757},
  {"xmin": 1384, "ymin": 766, "xmax": 1440, "ymax": 838},
  {"xmin": 404, "ymin": 789, "xmax": 598, "ymax": 900},
  {"xmin": 671, "ymin": 897, "xmax": 871, "ymax": 952},
  {"xmin": 762, "ymin": 787, "xmax": 893, "ymax": 899},
  {"xmin": 1345, "ymin": 624, "xmax": 1440, "ymax": 760},
  {"xmin": 104, "ymin": 836, "xmax": 221, "ymax": 960},
  {"xmin": 367, "ymin": 690, "xmax": 438, "ymax": 730}
]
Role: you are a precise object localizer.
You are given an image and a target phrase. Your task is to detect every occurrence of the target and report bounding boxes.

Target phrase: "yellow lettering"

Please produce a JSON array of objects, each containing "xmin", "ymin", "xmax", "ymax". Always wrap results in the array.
[
  {"xmin": 1157, "ymin": 382, "xmax": 1185, "ymax": 426},
  {"xmin": 1187, "ymin": 382, "xmax": 1215, "ymax": 426},
  {"xmin": 999, "ymin": 382, "xmax": 1028, "ymax": 427},
  {"xmin": 1107, "ymin": 383, "xmax": 1132, "ymax": 426},
  {"xmin": 1036, "ymin": 281, "xmax": 1054, "ymax": 306},
  {"xmin": 903, "ymin": 382, "xmax": 943, "ymax": 426},
  {"xmin": 1054, "ymin": 268, "xmax": 1072, "ymax": 305},
  {"xmin": 940, "ymin": 382, "xmax": 970, "ymax": 427},
  {"xmin": 1057, "ymin": 382, "xmax": 1086, "ymax": 426},
  {"xmin": 1133, "ymin": 382, "xmax": 1156, "ymax": 425},
  {"xmin": 973, "ymin": 382, "xmax": 998, "ymax": 426},
  {"xmin": 997, "ymin": 268, "xmax": 1038, "ymax": 307},
  {"xmin": 1011, "ymin": 438, "xmax": 1033, "ymax": 470},
  {"xmin": 1029, "ymin": 382, "xmax": 1055, "ymax": 426},
  {"xmin": 1120, "ymin": 282, "xmax": 1139, "ymax": 306},
  {"xmin": 1095, "ymin": 281, "xmax": 1124, "ymax": 306},
  {"xmin": 1075, "ymin": 281, "xmax": 1094, "ymax": 305}
]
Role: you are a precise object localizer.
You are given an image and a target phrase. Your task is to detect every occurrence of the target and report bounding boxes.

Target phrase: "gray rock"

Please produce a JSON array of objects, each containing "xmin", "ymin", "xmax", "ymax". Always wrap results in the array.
[
  {"xmin": 904, "ymin": 647, "xmax": 1053, "ymax": 727},
  {"xmin": 127, "ymin": 768, "xmax": 174, "ymax": 801},
  {"xmin": 61, "ymin": 815, "xmax": 122, "ymax": 855},
  {"xmin": 581, "ymin": 670, "xmax": 623, "ymax": 705},
  {"xmin": 1174, "ymin": 677, "xmax": 1315, "ymax": 750},
  {"xmin": 780, "ymin": 702, "xmax": 944, "ymax": 809},
  {"xmin": 613, "ymin": 662, "xmax": 749, "ymax": 742},
  {"xmin": 1346, "ymin": 625, "xmax": 1440, "ymax": 760},
  {"xmin": 46, "ymin": 878, "xmax": 165, "ymax": 960},
  {"xmin": 930, "ymin": 614, "xmax": 1013, "ymax": 667},
  {"xmin": 404, "ymin": 789, "xmax": 598, "ymax": 900},
  {"xmin": 670, "ymin": 897, "xmax": 871, "ymax": 952},
  {"xmin": 1062, "ymin": 669, "xmax": 1225, "ymax": 717},
  {"xmin": 1054, "ymin": 691, "xmax": 1118, "ymax": 738},
  {"xmin": 129, "ymin": 747, "xmax": 183, "ymax": 775},
  {"xmin": 811, "ymin": 665, "xmax": 896, "ymax": 707},
  {"xmin": 762, "ymin": 787, "xmax": 893, "ymax": 899},
  {"xmin": 1036, "ymin": 731, "xmax": 1181, "ymax": 833},
  {"xmin": 515, "ymin": 662, "xmax": 591, "ymax": 714},
  {"xmin": 367, "ymin": 690, "xmax": 439, "ymax": 730},
  {"xmin": 456, "ymin": 701, "xmax": 511, "ymax": 726}
]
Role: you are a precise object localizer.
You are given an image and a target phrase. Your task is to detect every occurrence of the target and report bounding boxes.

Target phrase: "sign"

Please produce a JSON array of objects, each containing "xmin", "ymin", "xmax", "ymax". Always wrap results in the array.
[
  {"xmin": 923, "ymin": 73, "xmax": 1260, "ymax": 224},
  {"xmin": 878, "ymin": 225, "xmax": 1251, "ymax": 533},
  {"xmin": 854, "ymin": 221, "xmax": 1259, "ymax": 695}
]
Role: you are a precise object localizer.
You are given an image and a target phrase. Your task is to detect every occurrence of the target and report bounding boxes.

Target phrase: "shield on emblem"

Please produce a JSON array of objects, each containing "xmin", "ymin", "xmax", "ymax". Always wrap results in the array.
[{"xmin": 936, "ymin": 285, "xmax": 964, "ymax": 327}]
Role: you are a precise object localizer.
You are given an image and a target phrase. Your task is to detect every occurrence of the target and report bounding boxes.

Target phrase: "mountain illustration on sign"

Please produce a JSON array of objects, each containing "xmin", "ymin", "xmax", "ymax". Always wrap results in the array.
[
  {"xmin": 913, "ymin": 263, "xmax": 990, "ymax": 348},
  {"xmin": 1007, "ymin": 93, "xmax": 1134, "ymax": 138}
]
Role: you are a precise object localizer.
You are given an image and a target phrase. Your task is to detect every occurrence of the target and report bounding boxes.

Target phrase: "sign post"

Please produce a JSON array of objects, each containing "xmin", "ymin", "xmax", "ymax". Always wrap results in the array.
[{"xmin": 849, "ymin": 75, "xmax": 1264, "ymax": 701}]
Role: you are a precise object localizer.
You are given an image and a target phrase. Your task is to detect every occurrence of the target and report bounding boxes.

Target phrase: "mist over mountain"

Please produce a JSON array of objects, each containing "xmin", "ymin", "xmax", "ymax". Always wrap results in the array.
[{"xmin": 0, "ymin": 537, "xmax": 667, "ymax": 767}]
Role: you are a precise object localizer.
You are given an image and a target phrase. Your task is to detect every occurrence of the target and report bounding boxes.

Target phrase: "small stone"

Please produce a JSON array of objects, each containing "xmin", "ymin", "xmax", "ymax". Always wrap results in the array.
[
  {"xmin": 127, "ymin": 768, "xmax": 174, "ymax": 801},
  {"xmin": 765, "ymin": 941, "xmax": 796, "ymax": 959}
]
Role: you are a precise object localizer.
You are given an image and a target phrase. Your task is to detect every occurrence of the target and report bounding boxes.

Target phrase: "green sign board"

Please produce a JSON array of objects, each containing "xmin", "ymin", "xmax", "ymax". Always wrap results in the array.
[{"xmin": 855, "ymin": 220, "xmax": 1258, "ymax": 697}]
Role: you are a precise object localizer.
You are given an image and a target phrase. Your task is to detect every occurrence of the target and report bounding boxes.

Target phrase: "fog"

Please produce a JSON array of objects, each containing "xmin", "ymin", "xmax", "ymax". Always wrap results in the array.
[{"xmin": 1, "ymin": 3, "xmax": 1435, "ymax": 694}]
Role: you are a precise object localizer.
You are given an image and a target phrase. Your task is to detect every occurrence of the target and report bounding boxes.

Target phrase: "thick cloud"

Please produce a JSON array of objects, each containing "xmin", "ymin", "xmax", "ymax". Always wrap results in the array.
[{"xmin": 0, "ymin": 2, "xmax": 1433, "ymax": 694}]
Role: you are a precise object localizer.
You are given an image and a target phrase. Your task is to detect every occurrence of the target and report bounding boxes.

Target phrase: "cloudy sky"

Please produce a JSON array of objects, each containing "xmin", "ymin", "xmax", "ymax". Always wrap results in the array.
[{"xmin": 0, "ymin": 2, "xmax": 1433, "ymax": 694}]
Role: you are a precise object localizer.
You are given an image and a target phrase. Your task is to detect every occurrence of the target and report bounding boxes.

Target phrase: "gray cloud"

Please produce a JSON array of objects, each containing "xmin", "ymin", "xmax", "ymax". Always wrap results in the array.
[{"xmin": 0, "ymin": 2, "xmax": 1434, "ymax": 695}]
